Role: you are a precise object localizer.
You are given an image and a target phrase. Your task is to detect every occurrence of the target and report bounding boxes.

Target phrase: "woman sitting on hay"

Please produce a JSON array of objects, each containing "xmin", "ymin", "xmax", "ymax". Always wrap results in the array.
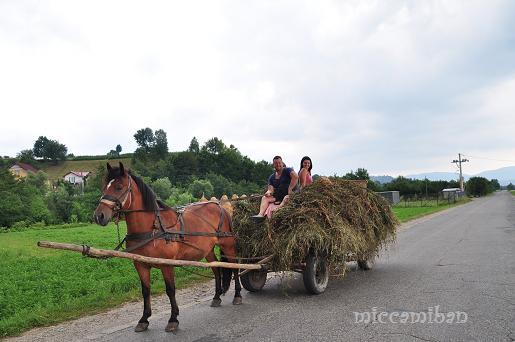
[{"xmin": 252, "ymin": 156, "xmax": 299, "ymax": 222}]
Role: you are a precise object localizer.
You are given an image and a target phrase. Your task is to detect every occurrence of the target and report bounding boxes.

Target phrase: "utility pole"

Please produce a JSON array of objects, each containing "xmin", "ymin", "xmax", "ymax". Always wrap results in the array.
[{"xmin": 452, "ymin": 153, "xmax": 469, "ymax": 191}]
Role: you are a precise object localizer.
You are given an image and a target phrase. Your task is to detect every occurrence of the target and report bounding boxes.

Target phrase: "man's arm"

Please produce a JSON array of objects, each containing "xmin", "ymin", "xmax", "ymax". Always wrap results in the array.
[{"xmin": 288, "ymin": 170, "xmax": 299, "ymax": 194}]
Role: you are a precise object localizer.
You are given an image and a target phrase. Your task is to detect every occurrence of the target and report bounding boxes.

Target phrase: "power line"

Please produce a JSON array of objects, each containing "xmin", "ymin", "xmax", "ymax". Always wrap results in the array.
[{"xmin": 461, "ymin": 154, "xmax": 515, "ymax": 163}]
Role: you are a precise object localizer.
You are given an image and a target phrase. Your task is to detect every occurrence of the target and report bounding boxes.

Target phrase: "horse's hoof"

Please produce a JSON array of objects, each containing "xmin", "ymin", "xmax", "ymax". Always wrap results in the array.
[
  {"xmin": 210, "ymin": 298, "xmax": 222, "ymax": 307},
  {"xmin": 165, "ymin": 321, "xmax": 179, "ymax": 333},
  {"xmin": 134, "ymin": 322, "xmax": 149, "ymax": 332},
  {"xmin": 232, "ymin": 296, "xmax": 243, "ymax": 305}
]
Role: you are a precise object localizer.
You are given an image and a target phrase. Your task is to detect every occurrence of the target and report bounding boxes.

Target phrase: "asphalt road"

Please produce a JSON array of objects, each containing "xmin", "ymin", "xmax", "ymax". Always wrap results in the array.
[{"xmin": 10, "ymin": 192, "xmax": 515, "ymax": 342}]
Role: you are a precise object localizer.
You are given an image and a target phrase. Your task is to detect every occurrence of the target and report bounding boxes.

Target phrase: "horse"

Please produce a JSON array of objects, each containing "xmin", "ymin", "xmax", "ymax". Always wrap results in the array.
[{"xmin": 93, "ymin": 162, "xmax": 242, "ymax": 333}]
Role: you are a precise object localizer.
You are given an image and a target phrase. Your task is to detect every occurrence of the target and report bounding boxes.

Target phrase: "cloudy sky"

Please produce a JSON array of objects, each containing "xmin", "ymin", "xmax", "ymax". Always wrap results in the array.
[{"xmin": 1, "ymin": 0, "xmax": 515, "ymax": 177}]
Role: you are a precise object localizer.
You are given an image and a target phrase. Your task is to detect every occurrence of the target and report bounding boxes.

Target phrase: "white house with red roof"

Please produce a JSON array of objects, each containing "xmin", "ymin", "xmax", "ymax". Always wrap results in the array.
[{"xmin": 64, "ymin": 171, "xmax": 90, "ymax": 185}]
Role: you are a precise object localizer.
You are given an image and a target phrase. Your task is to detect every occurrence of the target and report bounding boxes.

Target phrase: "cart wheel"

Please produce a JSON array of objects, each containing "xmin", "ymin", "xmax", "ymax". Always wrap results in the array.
[
  {"xmin": 357, "ymin": 257, "xmax": 375, "ymax": 270},
  {"xmin": 303, "ymin": 253, "xmax": 329, "ymax": 294},
  {"xmin": 241, "ymin": 270, "xmax": 267, "ymax": 292}
]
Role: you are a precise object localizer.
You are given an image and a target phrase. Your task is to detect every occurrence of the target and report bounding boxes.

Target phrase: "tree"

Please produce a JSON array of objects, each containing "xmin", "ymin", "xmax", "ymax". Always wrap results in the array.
[
  {"xmin": 33, "ymin": 136, "xmax": 67, "ymax": 163},
  {"xmin": 44, "ymin": 140, "xmax": 67, "ymax": 163},
  {"xmin": 16, "ymin": 149, "xmax": 36, "ymax": 165},
  {"xmin": 134, "ymin": 128, "xmax": 155, "ymax": 152},
  {"xmin": 490, "ymin": 179, "xmax": 500, "ymax": 191},
  {"xmin": 151, "ymin": 177, "xmax": 173, "ymax": 200},
  {"xmin": 153, "ymin": 129, "xmax": 168, "ymax": 159},
  {"xmin": 188, "ymin": 137, "xmax": 200, "ymax": 153},
  {"xmin": 25, "ymin": 171, "xmax": 50, "ymax": 194},
  {"xmin": 33, "ymin": 136, "xmax": 50, "ymax": 158},
  {"xmin": 169, "ymin": 152, "xmax": 199, "ymax": 185},
  {"xmin": 343, "ymin": 168, "xmax": 370, "ymax": 180},
  {"xmin": 165, "ymin": 188, "xmax": 195, "ymax": 207},
  {"xmin": 202, "ymin": 137, "xmax": 226, "ymax": 155},
  {"xmin": 507, "ymin": 183, "xmax": 514, "ymax": 191},
  {"xmin": 188, "ymin": 179, "xmax": 214, "ymax": 199},
  {"xmin": 133, "ymin": 128, "xmax": 168, "ymax": 164},
  {"xmin": 107, "ymin": 144, "xmax": 123, "ymax": 158},
  {"xmin": 466, "ymin": 177, "xmax": 493, "ymax": 197}
]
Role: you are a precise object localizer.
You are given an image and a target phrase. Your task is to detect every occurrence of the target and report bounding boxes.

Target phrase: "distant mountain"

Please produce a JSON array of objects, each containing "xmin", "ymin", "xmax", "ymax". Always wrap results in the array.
[
  {"xmin": 406, "ymin": 172, "xmax": 469, "ymax": 182},
  {"xmin": 372, "ymin": 166, "xmax": 515, "ymax": 186},
  {"xmin": 370, "ymin": 175, "xmax": 394, "ymax": 184},
  {"xmin": 475, "ymin": 166, "xmax": 515, "ymax": 186}
]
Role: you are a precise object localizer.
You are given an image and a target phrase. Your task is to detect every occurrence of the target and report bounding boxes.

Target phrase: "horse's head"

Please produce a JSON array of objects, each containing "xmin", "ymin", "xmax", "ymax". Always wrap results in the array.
[{"xmin": 94, "ymin": 162, "xmax": 132, "ymax": 226}]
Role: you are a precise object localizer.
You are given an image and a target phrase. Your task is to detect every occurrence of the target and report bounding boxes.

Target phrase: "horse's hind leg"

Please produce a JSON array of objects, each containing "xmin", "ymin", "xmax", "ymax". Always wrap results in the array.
[
  {"xmin": 232, "ymin": 268, "xmax": 243, "ymax": 305},
  {"xmin": 134, "ymin": 262, "xmax": 152, "ymax": 332},
  {"xmin": 161, "ymin": 266, "xmax": 179, "ymax": 332},
  {"xmin": 206, "ymin": 250, "xmax": 223, "ymax": 307},
  {"xmin": 219, "ymin": 242, "xmax": 243, "ymax": 305}
]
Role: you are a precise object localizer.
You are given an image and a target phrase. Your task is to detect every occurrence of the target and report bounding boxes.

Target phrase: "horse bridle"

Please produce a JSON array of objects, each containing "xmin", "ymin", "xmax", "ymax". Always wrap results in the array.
[{"xmin": 100, "ymin": 174, "xmax": 132, "ymax": 213}]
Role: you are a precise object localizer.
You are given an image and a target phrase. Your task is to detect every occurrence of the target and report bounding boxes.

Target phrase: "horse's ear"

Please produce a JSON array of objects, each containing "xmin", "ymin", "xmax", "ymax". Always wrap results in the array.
[
  {"xmin": 107, "ymin": 163, "xmax": 112, "ymax": 171},
  {"xmin": 119, "ymin": 162, "xmax": 125, "ymax": 175}
]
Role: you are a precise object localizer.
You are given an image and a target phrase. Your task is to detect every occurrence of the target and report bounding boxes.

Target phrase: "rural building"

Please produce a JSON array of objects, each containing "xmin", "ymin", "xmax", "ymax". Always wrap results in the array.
[
  {"xmin": 63, "ymin": 171, "xmax": 90, "ymax": 185},
  {"xmin": 9, "ymin": 162, "xmax": 38, "ymax": 179},
  {"xmin": 376, "ymin": 191, "xmax": 400, "ymax": 204},
  {"xmin": 442, "ymin": 188, "xmax": 464, "ymax": 200}
]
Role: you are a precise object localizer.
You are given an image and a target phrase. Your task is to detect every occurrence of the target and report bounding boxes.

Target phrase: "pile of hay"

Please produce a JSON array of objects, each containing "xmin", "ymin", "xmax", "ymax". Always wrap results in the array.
[{"xmin": 232, "ymin": 177, "xmax": 398, "ymax": 271}]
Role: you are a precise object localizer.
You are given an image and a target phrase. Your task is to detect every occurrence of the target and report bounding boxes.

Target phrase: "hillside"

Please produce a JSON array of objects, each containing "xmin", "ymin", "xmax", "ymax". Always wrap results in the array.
[{"xmin": 39, "ymin": 158, "xmax": 132, "ymax": 181}]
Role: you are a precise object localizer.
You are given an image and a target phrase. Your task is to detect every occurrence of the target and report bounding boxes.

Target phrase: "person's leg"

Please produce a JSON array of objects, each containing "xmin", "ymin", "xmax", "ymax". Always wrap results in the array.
[{"xmin": 257, "ymin": 196, "xmax": 275, "ymax": 216}]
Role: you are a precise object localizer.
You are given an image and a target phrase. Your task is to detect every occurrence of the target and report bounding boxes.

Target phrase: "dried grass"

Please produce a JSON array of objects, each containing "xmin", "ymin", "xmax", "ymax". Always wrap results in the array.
[{"xmin": 232, "ymin": 177, "xmax": 398, "ymax": 270}]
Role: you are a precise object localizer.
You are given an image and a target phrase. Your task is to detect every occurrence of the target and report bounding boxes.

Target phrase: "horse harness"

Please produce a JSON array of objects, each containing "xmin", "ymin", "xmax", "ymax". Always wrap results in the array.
[{"xmin": 100, "ymin": 175, "xmax": 234, "ymax": 254}]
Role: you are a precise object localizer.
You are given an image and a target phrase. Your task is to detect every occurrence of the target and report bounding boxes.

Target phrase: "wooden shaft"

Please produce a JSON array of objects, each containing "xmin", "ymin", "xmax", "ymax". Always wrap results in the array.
[
  {"xmin": 238, "ymin": 255, "xmax": 273, "ymax": 276},
  {"xmin": 37, "ymin": 241, "xmax": 264, "ymax": 270}
]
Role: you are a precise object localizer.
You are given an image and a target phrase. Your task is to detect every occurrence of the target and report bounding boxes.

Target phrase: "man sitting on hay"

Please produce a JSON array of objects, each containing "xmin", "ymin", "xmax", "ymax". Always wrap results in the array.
[{"xmin": 252, "ymin": 155, "xmax": 299, "ymax": 222}]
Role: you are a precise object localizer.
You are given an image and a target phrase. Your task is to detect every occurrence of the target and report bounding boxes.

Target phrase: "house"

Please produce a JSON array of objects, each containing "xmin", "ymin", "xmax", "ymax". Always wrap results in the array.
[
  {"xmin": 9, "ymin": 162, "xmax": 38, "ymax": 179},
  {"xmin": 64, "ymin": 171, "xmax": 90, "ymax": 185}
]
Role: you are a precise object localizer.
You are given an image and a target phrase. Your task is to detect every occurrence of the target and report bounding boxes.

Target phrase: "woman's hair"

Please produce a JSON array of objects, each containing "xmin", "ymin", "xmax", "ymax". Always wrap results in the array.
[{"xmin": 299, "ymin": 156, "xmax": 312, "ymax": 172}]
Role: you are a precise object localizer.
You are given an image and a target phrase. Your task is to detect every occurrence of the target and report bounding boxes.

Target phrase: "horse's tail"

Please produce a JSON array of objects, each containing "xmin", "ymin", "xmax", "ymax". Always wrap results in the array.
[{"xmin": 220, "ymin": 251, "xmax": 233, "ymax": 294}]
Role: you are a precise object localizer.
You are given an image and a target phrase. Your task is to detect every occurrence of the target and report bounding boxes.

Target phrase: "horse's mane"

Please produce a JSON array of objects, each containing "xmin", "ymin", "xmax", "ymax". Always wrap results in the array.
[{"xmin": 105, "ymin": 167, "xmax": 162, "ymax": 211}]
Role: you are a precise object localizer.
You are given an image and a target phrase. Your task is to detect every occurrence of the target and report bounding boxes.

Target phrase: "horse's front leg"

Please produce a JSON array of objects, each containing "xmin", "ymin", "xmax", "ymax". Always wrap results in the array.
[
  {"xmin": 161, "ymin": 266, "xmax": 179, "ymax": 332},
  {"xmin": 206, "ymin": 250, "xmax": 223, "ymax": 307},
  {"xmin": 134, "ymin": 262, "xmax": 152, "ymax": 332}
]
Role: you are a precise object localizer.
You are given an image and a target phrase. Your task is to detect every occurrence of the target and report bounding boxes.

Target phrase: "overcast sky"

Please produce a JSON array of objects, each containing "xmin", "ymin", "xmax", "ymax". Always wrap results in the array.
[{"xmin": 1, "ymin": 0, "xmax": 515, "ymax": 177}]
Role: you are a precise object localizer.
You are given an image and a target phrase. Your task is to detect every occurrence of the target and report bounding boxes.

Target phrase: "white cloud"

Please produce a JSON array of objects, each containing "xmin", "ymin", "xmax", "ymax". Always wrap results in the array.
[{"xmin": 1, "ymin": 0, "xmax": 515, "ymax": 177}]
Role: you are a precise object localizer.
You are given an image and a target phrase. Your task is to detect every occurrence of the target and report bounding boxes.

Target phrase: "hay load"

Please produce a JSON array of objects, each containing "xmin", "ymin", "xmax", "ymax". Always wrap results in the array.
[{"xmin": 232, "ymin": 178, "xmax": 399, "ymax": 271}]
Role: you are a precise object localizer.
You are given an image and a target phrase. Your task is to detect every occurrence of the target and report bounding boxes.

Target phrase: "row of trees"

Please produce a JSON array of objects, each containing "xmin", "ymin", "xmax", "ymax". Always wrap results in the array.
[
  {"xmin": 1, "ymin": 127, "xmax": 505, "ymax": 228},
  {"xmin": 339, "ymin": 168, "xmax": 501, "ymax": 197},
  {"xmin": 129, "ymin": 129, "xmax": 271, "ymax": 202},
  {"xmin": 465, "ymin": 177, "xmax": 500, "ymax": 196},
  {"xmin": 0, "ymin": 168, "xmax": 102, "ymax": 228}
]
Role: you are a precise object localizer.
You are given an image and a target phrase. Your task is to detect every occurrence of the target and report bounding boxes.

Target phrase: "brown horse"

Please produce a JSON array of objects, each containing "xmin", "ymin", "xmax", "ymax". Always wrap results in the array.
[{"xmin": 94, "ymin": 162, "xmax": 242, "ymax": 333}]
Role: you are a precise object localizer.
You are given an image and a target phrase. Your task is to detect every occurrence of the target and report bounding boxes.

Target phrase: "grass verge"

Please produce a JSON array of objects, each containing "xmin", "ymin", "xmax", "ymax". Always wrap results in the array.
[
  {"xmin": 392, "ymin": 197, "xmax": 471, "ymax": 223},
  {"xmin": 0, "ymin": 222, "xmax": 211, "ymax": 338}
]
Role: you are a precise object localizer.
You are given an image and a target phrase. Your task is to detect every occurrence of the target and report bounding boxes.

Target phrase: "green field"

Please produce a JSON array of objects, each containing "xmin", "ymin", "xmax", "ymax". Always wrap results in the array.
[
  {"xmin": 39, "ymin": 158, "xmax": 132, "ymax": 181},
  {"xmin": 510, "ymin": 190, "xmax": 515, "ymax": 196},
  {"xmin": 0, "ymin": 222, "xmax": 211, "ymax": 338},
  {"xmin": 392, "ymin": 197, "xmax": 471, "ymax": 222}
]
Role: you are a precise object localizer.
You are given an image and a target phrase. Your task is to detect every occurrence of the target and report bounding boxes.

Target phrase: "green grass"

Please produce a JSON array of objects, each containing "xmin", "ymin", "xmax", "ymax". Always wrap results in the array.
[
  {"xmin": 510, "ymin": 190, "xmax": 515, "ymax": 196},
  {"xmin": 0, "ymin": 222, "xmax": 211, "ymax": 338},
  {"xmin": 392, "ymin": 197, "xmax": 471, "ymax": 222}
]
